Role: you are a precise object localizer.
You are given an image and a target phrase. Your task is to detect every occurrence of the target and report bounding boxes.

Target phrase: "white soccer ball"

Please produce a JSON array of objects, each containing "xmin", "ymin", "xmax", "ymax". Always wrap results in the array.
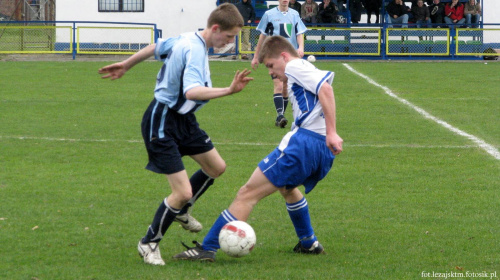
[
  {"xmin": 219, "ymin": 221, "xmax": 256, "ymax": 257},
  {"xmin": 307, "ymin": 55, "xmax": 316, "ymax": 63}
]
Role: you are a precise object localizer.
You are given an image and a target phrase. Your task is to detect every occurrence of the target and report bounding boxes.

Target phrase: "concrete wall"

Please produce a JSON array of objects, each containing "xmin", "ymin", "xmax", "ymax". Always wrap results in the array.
[
  {"xmin": 483, "ymin": 0, "xmax": 500, "ymax": 25},
  {"xmin": 55, "ymin": 0, "xmax": 217, "ymax": 38}
]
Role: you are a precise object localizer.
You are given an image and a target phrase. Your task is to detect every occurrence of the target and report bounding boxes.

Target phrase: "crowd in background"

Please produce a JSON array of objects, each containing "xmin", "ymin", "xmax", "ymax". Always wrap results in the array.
[{"xmin": 234, "ymin": 0, "xmax": 482, "ymax": 27}]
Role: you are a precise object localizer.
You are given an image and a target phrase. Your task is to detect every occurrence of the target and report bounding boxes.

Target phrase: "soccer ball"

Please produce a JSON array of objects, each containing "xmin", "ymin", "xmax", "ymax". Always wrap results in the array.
[
  {"xmin": 307, "ymin": 55, "xmax": 316, "ymax": 63},
  {"xmin": 219, "ymin": 221, "xmax": 256, "ymax": 257}
]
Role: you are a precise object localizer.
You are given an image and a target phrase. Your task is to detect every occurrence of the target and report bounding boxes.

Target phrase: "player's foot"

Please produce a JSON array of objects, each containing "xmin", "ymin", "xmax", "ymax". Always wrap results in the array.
[
  {"xmin": 275, "ymin": 115, "xmax": 288, "ymax": 128},
  {"xmin": 293, "ymin": 240, "xmax": 325, "ymax": 255},
  {"xmin": 175, "ymin": 213, "xmax": 202, "ymax": 233},
  {"xmin": 173, "ymin": 241, "xmax": 216, "ymax": 262},
  {"xmin": 138, "ymin": 241, "xmax": 165, "ymax": 265}
]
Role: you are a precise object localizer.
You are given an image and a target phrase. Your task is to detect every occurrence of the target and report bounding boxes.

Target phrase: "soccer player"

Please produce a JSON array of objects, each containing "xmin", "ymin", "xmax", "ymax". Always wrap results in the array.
[
  {"xmin": 174, "ymin": 35, "xmax": 343, "ymax": 262},
  {"xmin": 251, "ymin": 0, "xmax": 307, "ymax": 128},
  {"xmin": 98, "ymin": 3, "xmax": 253, "ymax": 266}
]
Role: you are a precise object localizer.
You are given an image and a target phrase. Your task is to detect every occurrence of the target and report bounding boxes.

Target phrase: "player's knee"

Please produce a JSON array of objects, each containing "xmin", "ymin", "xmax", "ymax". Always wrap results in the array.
[
  {"xmin": 206, "ymin": 161, "xmax": 226, "ymax": 178},
  {"xmin": 235, "ymin": 184, "xmax": 258, "ymax": 206},
  {"xmin": 174, "ymin": 189, "xmax": 193, "ymax": 205}
]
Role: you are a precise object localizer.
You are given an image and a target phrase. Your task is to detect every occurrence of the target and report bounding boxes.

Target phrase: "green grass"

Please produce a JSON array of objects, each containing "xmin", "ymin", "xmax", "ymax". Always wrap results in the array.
[{"xmin": 0, "ymin": 60, "xmax": 499, "ymax": 280}]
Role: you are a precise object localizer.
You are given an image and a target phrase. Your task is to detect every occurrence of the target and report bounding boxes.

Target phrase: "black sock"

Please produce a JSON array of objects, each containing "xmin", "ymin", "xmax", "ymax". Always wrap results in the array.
[
  {"xmin": 179, "ymin": 169, "xmax": 214, "ymax": 215},
  {"xmin": 283, "ymin": 97, "xmax": 289, "ymax": 114},
  {"xmin": 142, "ymin": 198, "xmax": 180, "ymax": 243},
  {"xmin": 273, "ymin": 93, "xmax": 284, "ymax": 115}
]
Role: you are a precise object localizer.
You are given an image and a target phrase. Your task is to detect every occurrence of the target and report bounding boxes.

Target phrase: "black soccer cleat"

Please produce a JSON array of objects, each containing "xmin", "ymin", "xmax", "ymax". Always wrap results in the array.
[
  {"xmin": 173, "ymin": 241, "xmax": 216, "ymax": 262},
  {"xmin": 293, "ymin": 240, "xmax": 326, "ymax": 255},
  {"xmin": 275, "ymin": 115, "xmax": 288, "ymax": 128}
]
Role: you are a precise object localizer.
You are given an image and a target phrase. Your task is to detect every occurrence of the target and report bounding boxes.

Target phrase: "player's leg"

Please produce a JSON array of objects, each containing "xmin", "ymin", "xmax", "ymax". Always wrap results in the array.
[
  {"xmin": 173, "ymin": 167, "xmax": 278, "ymax": 260},
  {"xmin": 142, "ymin": 171, "xmax": 192, "ymax": 242},
  {"xmin": 175, "ymin": 148, "xmax": 226, "ymax": 232},
  {"xmin": 273, "ymin": 78, "xmax": 288, "ymax": 128},
  {"xmin": 138, "ymin": 100, "xmax": 194, "ymax": 265},
  {"xmin": 138, "ymin": 170, "xmax": 192, "ymax": 265},
  {"xmin": 204, "ymin": 167, "xmax": 277, "ymax": 250},
  {"xmin": 279, "ymin": 187, "xmax": 324, "ymax": 254}
]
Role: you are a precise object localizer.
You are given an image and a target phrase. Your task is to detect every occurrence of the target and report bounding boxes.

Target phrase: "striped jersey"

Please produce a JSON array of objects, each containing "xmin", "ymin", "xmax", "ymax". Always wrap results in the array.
[
  {"xmin": 256, "ymin": 7, "xmax": 307, "ymax": 49},
  {"xmin": 286, "ymin": 59, "xmax": 334, "ymax": 136},
  {"xmin": 153, "ymin": 32, "xmax": 210, "ymax": 114}
]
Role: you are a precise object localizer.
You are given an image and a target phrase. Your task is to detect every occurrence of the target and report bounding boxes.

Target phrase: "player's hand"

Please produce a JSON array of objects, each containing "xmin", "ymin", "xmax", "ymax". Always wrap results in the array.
[
  {"xmin": 98, "ymin": 62, "xmax": 127, "ymax": 80},
  {"xmin": 251, "ymin": 57, "xmax": 259, "ymax": 70},
  {"xmin": 229, "ymin": 69, "xmax": 254, "ymax": 94},
  {"xmin": 326, "ymin": 133, "xmax": 343, "ymax": 155},
  {"xmin": 297, "ymin": 48, "xmax": 304, "ymax": 58}
]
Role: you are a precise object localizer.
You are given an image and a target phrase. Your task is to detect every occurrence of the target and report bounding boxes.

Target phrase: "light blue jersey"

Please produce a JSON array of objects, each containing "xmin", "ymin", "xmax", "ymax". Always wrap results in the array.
[
  {"xmin": 256, "ymin": 7, "xmax": 307, "ymax": 49},
  {"xmin": 153, "ymin": 32, "xmax": 211, "ymax": 114}
]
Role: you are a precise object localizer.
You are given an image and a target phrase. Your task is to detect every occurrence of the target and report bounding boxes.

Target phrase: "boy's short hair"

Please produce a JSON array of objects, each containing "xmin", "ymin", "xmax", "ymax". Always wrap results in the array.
[
  {"xmin": 258, "ymin": 36, "xmax": 299, "ymax": 63},
  {"xmin": 208, "ymin": 3, "xmax": 244, "ymax": 31}
]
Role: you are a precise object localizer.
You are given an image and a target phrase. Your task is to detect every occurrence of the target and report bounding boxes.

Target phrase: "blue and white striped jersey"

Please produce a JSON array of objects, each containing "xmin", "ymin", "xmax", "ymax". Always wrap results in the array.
[
  {"xmin": 286, "ymin": 59, "xmax": 334, "ymax": 136},
  {"xmin": 256, "ymin": 7, "xmax": 307, "ymax": 49},
  {"xmin": 153, "ymin": 32, "xmax": 211, "ymax": 114}
]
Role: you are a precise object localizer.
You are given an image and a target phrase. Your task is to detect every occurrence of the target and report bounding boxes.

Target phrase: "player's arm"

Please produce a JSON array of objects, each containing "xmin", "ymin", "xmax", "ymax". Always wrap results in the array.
[
  {"xmin": 185, "ymin": 69, "xmax": 253, "ymax": 101},
  {"xmin": 318, "ymin": 82, "xmax": 343, "ymax": 155},
  {"xmin": 98, "ymin": 44, "xmax": 156, "ymax": 80},
  {"xmin": 282, "ymin": 80, "xmax": 288, "ymax": 98},
  {"xmin": 296, "ymin": 33, "xmax": 304, "ymax": 58},
  {"xmin": 251, "ymin": 34, "xmax": 267, "ymax": 70}
]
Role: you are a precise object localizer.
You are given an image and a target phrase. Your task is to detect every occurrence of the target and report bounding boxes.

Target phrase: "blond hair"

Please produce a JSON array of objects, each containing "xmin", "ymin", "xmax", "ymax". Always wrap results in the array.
[
  {"xmin": 258, "ymin": 36, "xmax": 299, "ymax": 63},
  {"xmin": 207, "ymin": 3, "xmax": 244, "ymax": 31}
]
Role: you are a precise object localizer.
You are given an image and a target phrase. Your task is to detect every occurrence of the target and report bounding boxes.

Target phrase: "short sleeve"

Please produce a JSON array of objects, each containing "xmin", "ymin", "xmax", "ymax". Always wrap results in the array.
[
  {"xmin": 182, "ymin": 44, "xmax": 206, "ymax": 94},
  {"xmin": 256, "ymin": 12, "xmax": 269, "ymax": 34},
  {"xmin": 155, "ymin": 36, "xmax": 180, "ymax": 62}
]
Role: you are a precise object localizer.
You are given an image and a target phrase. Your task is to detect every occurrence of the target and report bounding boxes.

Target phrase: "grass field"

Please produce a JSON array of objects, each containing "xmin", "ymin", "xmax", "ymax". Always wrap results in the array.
[{"xmin": 0, "ymin": 59, "xmax": 499, "ymax": 280}]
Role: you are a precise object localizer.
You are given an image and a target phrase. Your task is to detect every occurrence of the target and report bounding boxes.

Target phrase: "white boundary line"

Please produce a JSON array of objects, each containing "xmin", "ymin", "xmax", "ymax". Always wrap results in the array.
[
  {"xmin": 342, "ymin": 63, "xmax": 500, "ymax": 160},
  {"xmin": 0, "ymin": 135, "xmax": 492, "ymax": 149}
]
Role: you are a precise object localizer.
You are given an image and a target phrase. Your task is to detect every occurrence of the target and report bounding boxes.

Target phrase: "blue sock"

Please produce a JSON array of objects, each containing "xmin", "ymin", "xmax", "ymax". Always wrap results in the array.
[
  {"xmin": 202, "ymin": 209, "xmax": 237, "ymax": 251},
  {"xmin": 287, "ymin": 197, "xmax": 317, "ymax": 249}
]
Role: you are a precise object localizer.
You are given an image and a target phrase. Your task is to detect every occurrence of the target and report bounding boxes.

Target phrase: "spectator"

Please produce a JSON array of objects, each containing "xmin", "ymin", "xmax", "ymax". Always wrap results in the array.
[
  {"xmin": 318, "ymin": 0, "xmax": 339, "ymax": 24},
  {"xmin": 301, "ymin": 0, "xmax": 319, "ymax": 24},
  {"xmin": 464, "ymin": 0, "xmax": 481, "ymax": 27},
  {"xmin": 235, "ymin": 0, "xmax": 256, "ymax": 59},
  {"xmin": 386, "ymin": 0, "xmax": 410, "ymax": 28},
  {"xmin": 289, "ymin": 0, "xmax": 302, "ymax": 13},
  {"xmin": 444, "ymin": 0, "xmax": 465, "ymax": 25},
  {"xmin": 363, "ymin": 0, "xmax": 382, "ymax": 24},
  {"xmin": 337, "ymin": 0, "xmax": 347, "ymax": 12},
  {"xmin": 349, "ymin": 0, "xmax": 364, "ymax": 24},
  {"xmin": 428, "ymin": 0, "xmax": 445, "ymax": 27},
  {"xmin": 411, "ymin": 0, "xmax": 431, "ymax": 27}
]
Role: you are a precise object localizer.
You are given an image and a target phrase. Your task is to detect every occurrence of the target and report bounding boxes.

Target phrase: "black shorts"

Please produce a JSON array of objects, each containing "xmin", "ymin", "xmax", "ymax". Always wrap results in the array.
[{"xmin": 141, "ymin": 98, "xmax": 214, "ymax": 174}]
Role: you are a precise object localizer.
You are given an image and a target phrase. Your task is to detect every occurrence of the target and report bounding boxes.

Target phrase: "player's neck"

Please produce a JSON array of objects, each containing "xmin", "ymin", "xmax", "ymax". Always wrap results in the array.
[
  {"xmin": 278, "ymin": 5, "xmax": 288, "ymax": 12},
  {"xmin": 199, "ymin": 29, "xmax": 213, "ymax": 49}
]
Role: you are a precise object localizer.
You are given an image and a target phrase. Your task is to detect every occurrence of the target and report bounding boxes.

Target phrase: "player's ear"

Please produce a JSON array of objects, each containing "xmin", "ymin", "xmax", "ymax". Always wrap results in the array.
[
  {"xmin": 211, "ymin": 24, "xmax": 221, "ymax": 33},
  {"xmin": 280, "ymin": 52, "xmax": 288, "ymax": 60}
]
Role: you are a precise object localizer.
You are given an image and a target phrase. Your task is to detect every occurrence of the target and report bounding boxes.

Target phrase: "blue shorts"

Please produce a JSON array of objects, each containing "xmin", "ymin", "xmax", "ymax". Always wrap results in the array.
[
  {"xmin": 258, "ymin": 128, "xmax": 335, "ymax": 194},
  {"xmin": 141, "ymin": 99, "xmax": 214, "ymax": 174}
]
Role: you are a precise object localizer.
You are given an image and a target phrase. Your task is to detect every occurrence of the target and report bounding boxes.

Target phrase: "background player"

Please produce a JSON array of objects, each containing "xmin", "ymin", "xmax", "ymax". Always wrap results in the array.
[
  {"xmin": 174, "ymin": 36, "xmax": 343, "ymax": 262},
  {"xmin": 98, "ymin": 3, "xmax": 253, "ymax": 266},
  {"xmin": 251, "ymin": 0, "xmax": 307, "ymax": 128}
]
